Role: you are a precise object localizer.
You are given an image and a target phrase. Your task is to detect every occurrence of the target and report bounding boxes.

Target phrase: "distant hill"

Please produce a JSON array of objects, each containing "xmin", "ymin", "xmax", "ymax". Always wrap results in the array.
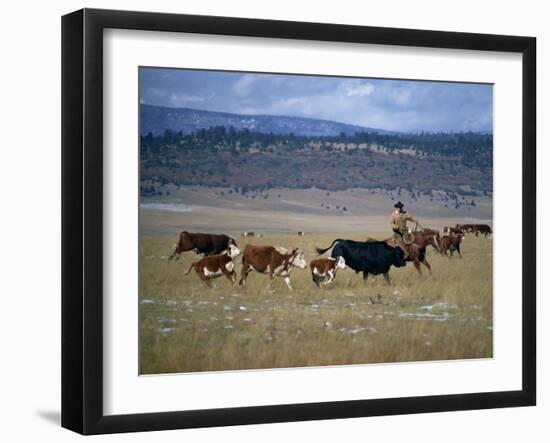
[
  {"xmin": 140, "ymin": 127, "xmax": 493, "ymax": 197},
  {"xmin": 140, "ymin": 104, "xmax": 396, "ymax": 137}
]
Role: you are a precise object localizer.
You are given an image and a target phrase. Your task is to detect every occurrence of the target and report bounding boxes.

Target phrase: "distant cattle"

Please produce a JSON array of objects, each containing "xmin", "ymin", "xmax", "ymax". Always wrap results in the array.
[
  {"xmin": 458, "ymin": 223, "xmax": 492, "ymax": 237},
  {"xmin": 168, "ymin": 231, "xmax": 237, "ymax": 260},
  {"xmin": 297, "ymin": 231, "xmax": 305, "ymax": 236},
  {"xmin": 309, "ymin": 256, "xmax": 346, "ymax": 287},
  {"xmin": 440, "ymin": 233, "xmax": 463, "ymax": 258},
  {"xmin": 474, "ymin": 224, "xmax": 492, "ymax": 237},
  {"xmin": 315, "ymin": 239, "xmax": 406, "ymax": 284},
  {"xmin": 241, "ymin": 232, "xmax": 255, "ymax": 237},
  {"xmin": 239, "ymin": 245, "xmax": 307, "ymax": 290},
  {"xmin": 183, "ymin": 244, "xmax": 241, "ymax": 288}
]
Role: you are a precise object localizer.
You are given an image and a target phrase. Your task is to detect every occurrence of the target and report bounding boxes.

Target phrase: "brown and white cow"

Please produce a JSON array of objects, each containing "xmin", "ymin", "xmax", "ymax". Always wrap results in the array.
[
  {"xmin": 239, "ymin": 245, "xmax": 307, "ymax": 290},
  {"xmin": 183, "ymin": 244, "xmax": 241, "ymax": 288},
  {"xmin": 309, "ymin": 256, "xmax": 346, "ymax": 287},
  {"xmin": 440, "ymin": 233, "xmax": 463, "ymax": 258},
  {"xmin": 168, "ymin": 231, "xmax": 237, "ymax": 260}
]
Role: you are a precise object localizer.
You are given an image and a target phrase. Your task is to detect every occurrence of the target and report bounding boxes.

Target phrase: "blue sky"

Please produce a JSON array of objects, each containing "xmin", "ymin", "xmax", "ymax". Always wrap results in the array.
[{"xmin": 139, "ymin": 68, "xmax": 493, "ymax": 133}]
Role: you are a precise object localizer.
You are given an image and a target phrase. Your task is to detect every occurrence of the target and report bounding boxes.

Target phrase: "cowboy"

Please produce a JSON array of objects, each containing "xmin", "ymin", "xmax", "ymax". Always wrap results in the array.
[{"xmin": 390, "ymin": 201, "xmax": 418, "ymax": 258}]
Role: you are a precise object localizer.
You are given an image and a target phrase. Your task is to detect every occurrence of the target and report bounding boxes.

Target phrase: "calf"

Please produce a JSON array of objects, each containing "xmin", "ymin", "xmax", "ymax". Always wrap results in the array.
[
  {"xmin": 239, "ymin": 245, "xmax": 307, "ymax": 290},
  {"xmin": 183, "ymin": 244, "xmax": 241, "ymax": 288},
  {"xmin": 440, "ymin": 233, "xmax": 463, "ymax": 258},
  {"xmin": 309, "ymin": 256, "xmax": 346, "ymax": 287}
]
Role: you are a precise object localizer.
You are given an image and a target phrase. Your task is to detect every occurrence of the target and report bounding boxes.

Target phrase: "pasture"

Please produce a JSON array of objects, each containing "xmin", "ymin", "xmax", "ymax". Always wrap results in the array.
[{"xmin": 139, "ymin": 232, "xmax": 493, "ymax": 374}]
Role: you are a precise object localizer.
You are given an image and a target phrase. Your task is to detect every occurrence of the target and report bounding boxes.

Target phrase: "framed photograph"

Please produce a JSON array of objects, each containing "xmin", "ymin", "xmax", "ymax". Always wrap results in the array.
[{"xmin": 62, "ymin": 8, "xmax": 536, "ymax": 435}]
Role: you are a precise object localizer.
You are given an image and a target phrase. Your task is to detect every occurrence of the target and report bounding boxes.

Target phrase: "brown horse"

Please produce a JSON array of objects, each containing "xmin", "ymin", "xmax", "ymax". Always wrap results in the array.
[{"xmin": 405, "ymin": 231, "xmax": 441, "ymax": 275}]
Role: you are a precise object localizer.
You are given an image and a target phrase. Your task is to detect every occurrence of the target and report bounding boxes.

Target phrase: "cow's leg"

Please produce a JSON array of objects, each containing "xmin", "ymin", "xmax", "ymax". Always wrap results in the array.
[
  {"xmin": 221, "ymin": 267, "xmax": 236, "ymax": 284},
  {"xmin": 195, "ymin": 267, "xmax": 214, "ymax": 288},
  {"xmin": 283, "ymin": 276, "xmax": 293, "ymax": 291},
  {"xmin": 362, "ymin": 272, "xmax": 369, "ymax": 283},
  {"xmin": 383, "ymin": 272, "xmax": 391, "ymax": 285},
  {"xmin": 168, "ymin": 244, "xmax": 181, "ymax": 261},
  {"xmin": 457, "ymin": 243, "xmax": 462, "ymax": 259},
  {"xmin": 311, "ymin": 273, "xmax": 321, "ymax": 288},
  {"xmin": 322, "ymin": 270, "xmax": 335, "ymax": 286},
  {"xmin": 239, "ymin": 261, "xmax": 251, "ymax": 286}
]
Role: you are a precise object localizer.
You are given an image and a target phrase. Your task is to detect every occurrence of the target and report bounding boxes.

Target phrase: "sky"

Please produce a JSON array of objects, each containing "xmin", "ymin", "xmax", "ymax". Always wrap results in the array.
[{"xmin": 139, "ymin": 68, "xmax": 493, "ymax": 133}]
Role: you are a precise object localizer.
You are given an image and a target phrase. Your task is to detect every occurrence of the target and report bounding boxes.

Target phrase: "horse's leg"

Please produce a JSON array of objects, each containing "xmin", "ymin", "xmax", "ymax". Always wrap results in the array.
[
  {"xmin": 412, "ymin": 256, "xmax": 422, "ymax": 275},
  {"xmin": 422, "ymin": 256, "xmax": 432, "ymax": 275}
]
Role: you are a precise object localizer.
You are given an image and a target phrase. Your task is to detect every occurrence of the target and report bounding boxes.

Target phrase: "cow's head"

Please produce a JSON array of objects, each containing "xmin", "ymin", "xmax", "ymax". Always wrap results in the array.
[
  {"xmin": 392, "ymin": 247, "xmax": 406, "ymax": 267},
  {"xmin": 335, "ymin": 256, "xmax": 346, "ymax": 270},
  {"xmin": 290, "ymin": 249, "xmax": 307, "ymax": 269},
  {"xmin": 228, "ymin": 237, "xmax": 238, "ymax": 246},
  {"xmin": 227, "ymin": 243, "xmax": 241, "ymax": 259}
]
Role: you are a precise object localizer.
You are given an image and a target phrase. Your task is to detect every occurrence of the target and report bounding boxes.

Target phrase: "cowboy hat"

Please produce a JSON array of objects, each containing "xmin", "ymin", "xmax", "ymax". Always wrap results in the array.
[{"xmin": 394, "ymin": 201, "xmax": 405, "ymax": 209}]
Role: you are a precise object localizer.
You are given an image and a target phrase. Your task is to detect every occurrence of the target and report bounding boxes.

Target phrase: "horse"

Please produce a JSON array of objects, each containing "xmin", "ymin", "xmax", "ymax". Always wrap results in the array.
[{"xmin": 390, "ymin": 230, "xmax": 440, "ymax": 275}]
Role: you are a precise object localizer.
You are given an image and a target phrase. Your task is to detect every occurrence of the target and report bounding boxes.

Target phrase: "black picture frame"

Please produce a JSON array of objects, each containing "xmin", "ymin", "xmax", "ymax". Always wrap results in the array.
[{"xmin": 62, "ymin": 8, "xmax": 536, "ymax": 435}]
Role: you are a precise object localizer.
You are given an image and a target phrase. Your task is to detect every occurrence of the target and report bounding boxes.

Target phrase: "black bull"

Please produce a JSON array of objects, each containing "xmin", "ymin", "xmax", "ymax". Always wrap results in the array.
[
  {"xmin": 169, "ymin": 231, "xmax": 237, "ymax": 259},
  {"xmin": 315, "ymin": 239, "xmax": 406, "ymax": 284}
]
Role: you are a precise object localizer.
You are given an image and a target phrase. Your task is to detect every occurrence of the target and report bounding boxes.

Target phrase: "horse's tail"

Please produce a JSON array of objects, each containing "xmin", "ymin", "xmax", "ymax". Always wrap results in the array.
[{"xmin": 315, "ymin": 239, "xmax": 344, "ymax": 255}]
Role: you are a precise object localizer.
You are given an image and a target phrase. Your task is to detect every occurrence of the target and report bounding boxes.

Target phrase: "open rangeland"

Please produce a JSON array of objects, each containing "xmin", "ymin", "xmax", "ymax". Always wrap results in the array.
[{"xmin": 139, "ymin": 232, "xmax": 492, "ymax": 374}]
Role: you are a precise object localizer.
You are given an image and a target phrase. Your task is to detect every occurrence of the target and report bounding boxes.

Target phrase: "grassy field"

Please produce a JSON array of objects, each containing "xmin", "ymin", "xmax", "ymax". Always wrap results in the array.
[{"xmin": 139, "ymin": 232, "xmax": 493, "ymax": 374}]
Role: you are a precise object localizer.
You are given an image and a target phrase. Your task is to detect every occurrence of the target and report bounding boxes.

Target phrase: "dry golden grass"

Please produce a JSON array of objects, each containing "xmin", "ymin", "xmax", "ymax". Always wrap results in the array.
[{"xmin": 139, "ymin": 233, "xmax": 492, "ymax": 374}]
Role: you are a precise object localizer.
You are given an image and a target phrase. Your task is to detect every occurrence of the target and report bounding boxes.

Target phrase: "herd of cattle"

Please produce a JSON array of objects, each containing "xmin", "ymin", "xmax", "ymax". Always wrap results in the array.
[{"xmin": 167, "ymin": 223, "xmax": 492, "ymax": 289}]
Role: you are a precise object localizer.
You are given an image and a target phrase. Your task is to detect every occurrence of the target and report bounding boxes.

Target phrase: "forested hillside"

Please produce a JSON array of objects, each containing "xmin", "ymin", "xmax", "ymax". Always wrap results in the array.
[{"xmin": 140, "ymin": 126, "xmax": 492, "ymax": 196}]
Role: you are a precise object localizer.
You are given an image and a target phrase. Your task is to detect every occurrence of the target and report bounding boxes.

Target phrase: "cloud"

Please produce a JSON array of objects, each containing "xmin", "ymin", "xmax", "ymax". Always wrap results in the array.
[
  {"xmin": 342, "ymin": 81, "xmax": 375, "ymax": 97},
  {"xmin": 168, "ymin": 93, "xmax": 205, "ymax": 107},
  {"xmin": 139, "ymin": 68, "xmax": 493, "ymax": 132},
  {"xmin": 233, "ymin": 74, "xmax": 257, "ymax": 97}
]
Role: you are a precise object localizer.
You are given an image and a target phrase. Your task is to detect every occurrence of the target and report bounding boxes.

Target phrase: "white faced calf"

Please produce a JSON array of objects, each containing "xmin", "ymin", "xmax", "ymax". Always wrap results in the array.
[
  {"xmin": 183, "ymin": 244, "xmax": 241, "ymax": 288},
  {"xmin": 309, "ymin": 256, "xmax": 346, "ymax": 287},
  {"xmin": 239, "ymin": 245, "xmax": 307, "ymax": 290}
]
